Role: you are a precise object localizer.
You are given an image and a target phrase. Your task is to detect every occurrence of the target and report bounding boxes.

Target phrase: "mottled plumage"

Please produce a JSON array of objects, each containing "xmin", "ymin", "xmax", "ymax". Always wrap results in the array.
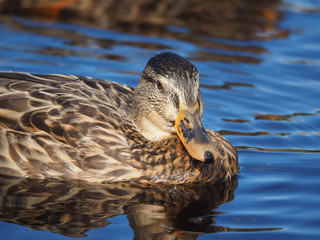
[{"xmin": 0, "ymin": 52, "xmax": 238, "ymax": 183}]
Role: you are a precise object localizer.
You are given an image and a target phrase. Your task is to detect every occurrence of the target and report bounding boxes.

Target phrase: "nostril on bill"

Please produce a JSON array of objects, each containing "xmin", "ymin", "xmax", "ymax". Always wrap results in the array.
[{"xmin": 204, "ymin": 151, "xmax": 214, "ymax": 164}]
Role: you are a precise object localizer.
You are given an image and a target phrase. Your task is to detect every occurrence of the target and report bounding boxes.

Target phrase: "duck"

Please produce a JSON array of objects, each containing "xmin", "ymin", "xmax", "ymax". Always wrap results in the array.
[{"xmin": 0, "ymin": 52, "xmax": 238, "ymax": 184}]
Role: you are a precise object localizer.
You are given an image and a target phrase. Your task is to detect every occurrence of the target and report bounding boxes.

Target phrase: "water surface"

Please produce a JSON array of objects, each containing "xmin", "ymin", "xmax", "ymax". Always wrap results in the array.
[{"xmin": 0, "ymin": 0, "xmax": 319, "ymax": 239}]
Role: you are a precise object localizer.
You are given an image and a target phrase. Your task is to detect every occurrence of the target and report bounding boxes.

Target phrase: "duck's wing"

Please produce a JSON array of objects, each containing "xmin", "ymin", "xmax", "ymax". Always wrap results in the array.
[{"xmin": 0, "ymin": 72, "xmax": 141, "ymax": 181}]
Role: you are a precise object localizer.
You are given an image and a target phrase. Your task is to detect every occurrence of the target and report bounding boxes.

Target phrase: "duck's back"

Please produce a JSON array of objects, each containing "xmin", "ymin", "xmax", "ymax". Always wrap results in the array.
[{"xmin": 0, "ymin": 72, "xmax": 142, "ymax": 181}]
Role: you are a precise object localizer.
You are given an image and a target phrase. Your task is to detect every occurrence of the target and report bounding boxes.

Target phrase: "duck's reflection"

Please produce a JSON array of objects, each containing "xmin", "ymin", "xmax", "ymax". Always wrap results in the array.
[{"xmin": 0, "ymin": 176, "xmax": 238, "ymax": 238}]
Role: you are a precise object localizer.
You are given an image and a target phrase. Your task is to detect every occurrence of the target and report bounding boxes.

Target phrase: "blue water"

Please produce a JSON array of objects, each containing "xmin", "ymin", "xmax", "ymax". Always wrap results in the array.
[{"xmin": 0, "ymin": 0, "xmax": 320, "ymax": 239}]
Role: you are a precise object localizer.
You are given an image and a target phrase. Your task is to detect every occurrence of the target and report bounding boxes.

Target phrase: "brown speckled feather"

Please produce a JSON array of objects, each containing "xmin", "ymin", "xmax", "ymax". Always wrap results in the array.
[{"xmin": 0, "ymin": 72, "xmax": 238, "ymax": 183}]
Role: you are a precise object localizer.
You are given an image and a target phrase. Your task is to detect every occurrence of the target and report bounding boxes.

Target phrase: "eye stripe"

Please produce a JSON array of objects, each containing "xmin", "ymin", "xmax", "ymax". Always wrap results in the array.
[
  {"xmin": 142, "ymin": 74, "xmax": 154, "ymax": 83},
  {"xmin": 173, "ymin": 93, "xmax": 179, "ymax": 110}
]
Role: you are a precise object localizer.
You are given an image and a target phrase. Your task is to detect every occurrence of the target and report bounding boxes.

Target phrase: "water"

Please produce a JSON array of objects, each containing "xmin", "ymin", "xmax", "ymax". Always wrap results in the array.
[{"xmin": 0, "ymin": 0, "xmax": 319, "ymax": 239}]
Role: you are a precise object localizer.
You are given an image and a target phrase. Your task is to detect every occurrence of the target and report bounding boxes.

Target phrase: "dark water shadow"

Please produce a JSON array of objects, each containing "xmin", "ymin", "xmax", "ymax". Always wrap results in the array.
[
  {"xmin": 0, "ymin": 0, "xmax": 290, "ymax": 64},
  {"xmin": 0, "ymin": 0, "xmax": 287, "ymax": 40},
  {"xmin": 0, "ymin": 176, "xmax": 279, "ymax": 239}
]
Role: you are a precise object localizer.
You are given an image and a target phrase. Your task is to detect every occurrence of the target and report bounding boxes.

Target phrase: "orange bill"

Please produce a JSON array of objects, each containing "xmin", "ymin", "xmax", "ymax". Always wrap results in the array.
[{"xmin": 174, "ymin": 101, "xmax": 218, "ymax": 163}]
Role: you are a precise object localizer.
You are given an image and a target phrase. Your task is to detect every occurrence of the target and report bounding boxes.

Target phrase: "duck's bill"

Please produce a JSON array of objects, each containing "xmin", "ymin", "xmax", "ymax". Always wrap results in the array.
[{"xmin": 174, "ymin": 101, "xmax": 218, "ymax": 163}]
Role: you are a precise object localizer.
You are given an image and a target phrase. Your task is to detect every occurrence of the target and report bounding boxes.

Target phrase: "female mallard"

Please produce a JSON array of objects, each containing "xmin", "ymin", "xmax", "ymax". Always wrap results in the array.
[{"xmin": 0, "ymin": 52, "xmax": 238, "ymax": 183}]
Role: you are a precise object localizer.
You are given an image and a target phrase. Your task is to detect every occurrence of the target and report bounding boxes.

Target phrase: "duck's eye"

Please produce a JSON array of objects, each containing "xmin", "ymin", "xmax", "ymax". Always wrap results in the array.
[{"xmin": 156, "ymin": 81, "xmax": 163, "ymax": 90}]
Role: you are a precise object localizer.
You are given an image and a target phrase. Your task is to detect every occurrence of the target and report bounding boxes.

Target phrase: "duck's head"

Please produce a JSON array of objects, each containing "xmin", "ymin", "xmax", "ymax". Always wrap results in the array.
[{"xmin": 131, "ymin": 52, "xmax": 218, "ymax": 163}]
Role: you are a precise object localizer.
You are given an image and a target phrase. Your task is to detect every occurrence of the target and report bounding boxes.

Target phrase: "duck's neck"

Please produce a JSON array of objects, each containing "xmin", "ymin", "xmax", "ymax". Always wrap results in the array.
[
  {"xmin": 135, "ymin": 111, "xmax": 173, "ymax": 141},
  {"xmin": 130, "ymin": 103, "xmax": 172, "ymax": 141},
  {"xmin": 130, "ymin": 88, "xmax": 173, "ymax": 142}
]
